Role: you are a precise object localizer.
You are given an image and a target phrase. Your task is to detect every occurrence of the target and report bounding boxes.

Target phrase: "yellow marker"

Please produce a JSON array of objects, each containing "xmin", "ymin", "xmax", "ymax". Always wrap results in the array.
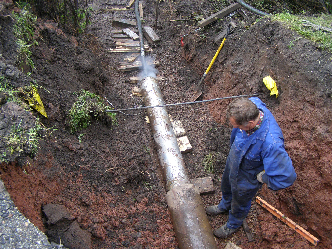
[
  {"xmin": 25, "ymin": 86, "xmax": 48, "ymax": 118},
  {"xmin": 263, "ymin": 76, "xmax": 278, "ymax": 98}
]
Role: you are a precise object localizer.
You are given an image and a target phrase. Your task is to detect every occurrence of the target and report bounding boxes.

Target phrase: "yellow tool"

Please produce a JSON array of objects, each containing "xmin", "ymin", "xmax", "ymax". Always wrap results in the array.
[
  {"xmin": 22, "ymin": 85, "xmax": 48, "ymax": 118},
  {"xmin": 190, "ymin": 24, "xmax": 231, "ymax": 101},
  {"xmin": 263, "ymin": 76, "xmax": 279, "ymax": 98}
]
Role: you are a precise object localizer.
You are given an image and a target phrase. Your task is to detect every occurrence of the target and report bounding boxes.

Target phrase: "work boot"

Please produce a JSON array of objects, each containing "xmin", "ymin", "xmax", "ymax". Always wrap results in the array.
[
  {"xmin": 213, "ymin": 224, "xmax": 239, "ymax": 239},
  {"xmin": 206, "ymin": 205, "xmax": 228, "ymax": 216}
]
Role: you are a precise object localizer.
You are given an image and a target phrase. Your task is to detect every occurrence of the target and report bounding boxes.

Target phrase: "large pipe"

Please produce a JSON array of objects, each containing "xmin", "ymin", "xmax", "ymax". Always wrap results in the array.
[
  {"xmin": 140, "ymin": 77, "xmax": 189, "ymax": 190},
  {"xmin": 140, "ymin": 77, "xmax": 217, "ymax": 249},
  {"xmin": 237, "ymin": 0, "xmax": 269, "ymax": 16}
]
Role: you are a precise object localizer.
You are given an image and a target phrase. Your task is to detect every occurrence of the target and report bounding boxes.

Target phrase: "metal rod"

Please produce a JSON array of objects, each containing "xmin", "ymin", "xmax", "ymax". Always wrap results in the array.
[{"xmin": 106, "ymin": 94, "xmax": 258, "ymax": 112}]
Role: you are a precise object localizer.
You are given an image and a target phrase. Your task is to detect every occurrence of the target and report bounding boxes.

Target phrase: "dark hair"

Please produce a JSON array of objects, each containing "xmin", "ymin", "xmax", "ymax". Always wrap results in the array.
[{"xmin": 227, "ymin": 98, "xmax": 259, "ymax": 125}]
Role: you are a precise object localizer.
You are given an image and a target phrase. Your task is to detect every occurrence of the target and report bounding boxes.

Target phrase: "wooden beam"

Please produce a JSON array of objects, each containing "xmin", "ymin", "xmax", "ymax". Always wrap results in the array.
[
  {"xmin": 126, "ymin": 0, "xmax": 135, "ymax": 8},
  {"xmin": 122, "ymin": 28, "xmax": 139, "ymax": 40},
  {"xmin": 256, "ymin": 196, "xmax": 320, "ymax": 246},
  {"xmin": 129, "ymin": 76, "xmax": 165, "ymax": 84},
  {"xmin": 115, "ymin": 40, "xmax": 140, "ymax": 47},
  {"xmin": 139, "ymin": 1, "xmax": 143, "ymax": 18},
  {"xmin": 113, "ymin": 18, "xmax": 137, "ymax": 27},
  {"xmin": 198, "ymin": 3, "xmax": 240, "ymax": 28},
  {"xmin": 143, "ymin": 26, "xmax": 160, "ymax": 43}
]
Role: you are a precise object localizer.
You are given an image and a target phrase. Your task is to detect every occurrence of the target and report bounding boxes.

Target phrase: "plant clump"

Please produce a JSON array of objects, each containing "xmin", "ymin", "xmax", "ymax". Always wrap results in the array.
[
  {"xmin": 68, "ymin": 90, "xmax": 116, "ymax": 133},
  {"xmin": 12, "ymin": 2, "xmax": 38, "ymax": 75}
]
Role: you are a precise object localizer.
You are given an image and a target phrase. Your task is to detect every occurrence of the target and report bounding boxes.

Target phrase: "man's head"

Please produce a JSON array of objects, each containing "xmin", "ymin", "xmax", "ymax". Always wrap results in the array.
[{"xmin": 227, "ymin": 98, "xmax": 260, "ymax": 131}]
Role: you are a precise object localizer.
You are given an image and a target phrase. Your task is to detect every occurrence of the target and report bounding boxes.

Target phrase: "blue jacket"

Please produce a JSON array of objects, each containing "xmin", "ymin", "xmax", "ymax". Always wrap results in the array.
[{"xmin": 228, "ymin": 97, "xmax": 296, "ymax": 191}]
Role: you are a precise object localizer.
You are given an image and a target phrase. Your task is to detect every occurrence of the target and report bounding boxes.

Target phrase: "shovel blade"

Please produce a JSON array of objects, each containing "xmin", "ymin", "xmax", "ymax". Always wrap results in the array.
[{"xmin": 190, "ymin": 90, "xmax": 202, "ymax": 102}]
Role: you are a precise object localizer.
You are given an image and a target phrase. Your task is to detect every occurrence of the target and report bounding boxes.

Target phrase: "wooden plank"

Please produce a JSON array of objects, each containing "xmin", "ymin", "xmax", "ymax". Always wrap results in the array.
[
  {"xmin": 143, "ymin": 26, "xmax": 160, "ymax": 43},
  {"xmin": 124, "ymin": 54, "xmax": 139, "ymax": 63},
  {"xmin": 177, "ymin": 136, "xmax": 192, "ymax": 153},
  {"xmin": 109, "ymin": 47, "xmax": 141, "ymax": 53},
  {"xmin": 198, "ymin": 3, "xmax": 240, "ymax": 28},
  {"xmin": 119, "ymin": 59, "xmax": 158, "ymax": 71},
  {"xmin": 116, "ymin": 40, "xmax": 140, "ymax": 47},
  {"xmin": 111, "ymin": 30, "xmax": 124, "ymax": 34},
  {"xmin": 126, "ymin": 0, "xmax": 135, "ymax": 8},
  {"xmin": 100, "ymin": 7, "xmax": 128, "ymax": 12},
  {"xmin": 139, "ymin": 1, "xmax": 143, "ymax": 18},
  {"xmin": 129, "ymin": 76, "xmax": 165, "ymax": 83},
  {"xmin": 123, "ymin": 28, "xmax": 139, "ymax": 40},
  {"xmin": 113, "ymin": 18, "xmax": 137, "ymax": 27},
  {"xmin": 171, "ymin": 120, "xmax": 186, "ymax": 137},
  {"xmin": 256, "ymin": 196, "xmax": 320, "ymax": 246},
  {"xmin": 112, "ymin": 33, "xmax": 129, "ymax": 39}
]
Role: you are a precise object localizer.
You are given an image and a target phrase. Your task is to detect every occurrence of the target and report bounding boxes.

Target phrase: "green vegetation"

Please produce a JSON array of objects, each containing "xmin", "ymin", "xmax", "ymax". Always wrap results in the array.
[
  {"xmin": 272, "ymin": 13, "xmax": 332, "ymax": 51},
  {"xmin": 12, "ymin": 3, "xmax": 38, "ymax": 75},
  {"xmin": 68, "ymin": 90, "xmax": 116, "ymax": 133},
  {"xmin": 203, "ymin": 152, "xmax": 219, "ymax": 173},
  {"xmin": 57, "ymin": 1, "xmax": 92, "ymax": 34},
  {"xmin": 0, "ymin": 76, "xmax": 23, "ymax": 104},
  {"xmin": 1, "ymin": 118, "xmax": 46, "ymax": 162}
]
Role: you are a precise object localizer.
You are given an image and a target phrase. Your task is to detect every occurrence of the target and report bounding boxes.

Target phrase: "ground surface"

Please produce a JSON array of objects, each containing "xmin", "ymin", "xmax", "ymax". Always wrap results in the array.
[{"xmin": 0, "ymin": 0, "xmax": 332, "ymax": 248}]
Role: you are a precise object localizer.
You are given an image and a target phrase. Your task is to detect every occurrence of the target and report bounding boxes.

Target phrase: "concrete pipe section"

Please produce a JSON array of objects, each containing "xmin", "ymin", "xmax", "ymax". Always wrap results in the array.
[{"xmin": 140, "ymin": 76, "xmax": 217, "ymax": 249}]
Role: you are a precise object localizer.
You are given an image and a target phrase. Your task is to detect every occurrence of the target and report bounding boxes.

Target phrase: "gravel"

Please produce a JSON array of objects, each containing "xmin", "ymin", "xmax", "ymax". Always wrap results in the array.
[{"xmin": 0, "ymin": 179, "xmax": 66, "ymax": 249}]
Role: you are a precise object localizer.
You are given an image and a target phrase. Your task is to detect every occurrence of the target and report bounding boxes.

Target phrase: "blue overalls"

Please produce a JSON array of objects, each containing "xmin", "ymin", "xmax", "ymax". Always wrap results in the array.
[{"xmin": 217, "ymin": 97, "xmax": 297, "ymax": 229}]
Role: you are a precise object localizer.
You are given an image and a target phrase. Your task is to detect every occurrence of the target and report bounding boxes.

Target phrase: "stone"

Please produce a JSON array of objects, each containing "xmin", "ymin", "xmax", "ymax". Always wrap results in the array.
[{"xmin": 177, "ymin": 136, "xmax": 192, "ymax": 153}]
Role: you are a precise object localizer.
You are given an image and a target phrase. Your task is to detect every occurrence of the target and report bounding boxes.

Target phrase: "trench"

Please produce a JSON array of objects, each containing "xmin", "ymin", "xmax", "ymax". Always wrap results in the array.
[{"xmin": 135, "ymin": 1, "xmax": 217, "ymax": 247}]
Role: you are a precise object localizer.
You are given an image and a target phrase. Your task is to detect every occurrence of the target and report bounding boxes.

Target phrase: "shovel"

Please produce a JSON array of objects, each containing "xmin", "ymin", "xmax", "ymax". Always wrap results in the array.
[{"xmin": 189, "ymin": 24, "xmax": 231, "ymax": 102}]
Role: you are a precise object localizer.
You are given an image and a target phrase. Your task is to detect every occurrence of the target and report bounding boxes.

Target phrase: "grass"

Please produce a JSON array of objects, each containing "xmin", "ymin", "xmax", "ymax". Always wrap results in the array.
[
  {"xmin": 272, "ymin": 12, "xmax": 332, "ymax": 51},
  {"xmin": 203, "ymin": 152, "xmax": 219, "ymax": 173},
  {"xmin": 68, "ymin": 90, "xmax": 116, "ymax": 133}
]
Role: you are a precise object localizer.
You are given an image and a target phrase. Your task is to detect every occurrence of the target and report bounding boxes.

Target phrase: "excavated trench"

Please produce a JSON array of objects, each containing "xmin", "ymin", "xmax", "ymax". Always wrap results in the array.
[{"xmin": 0, "ymin": 0, "xmax": 332, "ymax": 248}]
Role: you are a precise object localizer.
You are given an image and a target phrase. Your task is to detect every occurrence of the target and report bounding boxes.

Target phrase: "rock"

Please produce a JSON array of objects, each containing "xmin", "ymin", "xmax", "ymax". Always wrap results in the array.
[
  {"xmin": 43, "ymin": 203, "xmax": 92, "ymax": 249},
  {"xmin": 62, "ymin": 221, "xmax": 92, "ymax": 249},
  {"xmin": 42, "ymin": 203, "xmax": 75, "ymax": 225}
]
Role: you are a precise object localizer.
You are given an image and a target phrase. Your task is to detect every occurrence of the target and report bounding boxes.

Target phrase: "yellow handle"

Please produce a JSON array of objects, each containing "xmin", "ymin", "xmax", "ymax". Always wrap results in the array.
[{"xmin": 205, "ymin": 37, "xmax": 226, "ymax": 74}]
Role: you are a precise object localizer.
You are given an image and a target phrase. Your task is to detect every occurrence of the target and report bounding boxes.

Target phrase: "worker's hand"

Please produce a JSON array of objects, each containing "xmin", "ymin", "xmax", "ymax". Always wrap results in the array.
[{"xmin": 257, "ymin": 170, "xmax": 265, "ymax": 183}]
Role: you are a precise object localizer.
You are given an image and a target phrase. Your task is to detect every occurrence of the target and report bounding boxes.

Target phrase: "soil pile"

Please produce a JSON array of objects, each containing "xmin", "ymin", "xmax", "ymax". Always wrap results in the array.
[{"xmin": 0, "ymin": 0, "xmax": 331, "ymax": 248}]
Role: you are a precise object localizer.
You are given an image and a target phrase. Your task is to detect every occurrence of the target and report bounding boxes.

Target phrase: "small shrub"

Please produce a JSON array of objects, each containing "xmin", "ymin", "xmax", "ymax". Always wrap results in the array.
[
  {"xmin": 68, "ymin": 90, "xmax": 116, "ymax": 133},
  {"xmin": 203, "ymin": 152, "xmax": 219, "ymax": 173}
]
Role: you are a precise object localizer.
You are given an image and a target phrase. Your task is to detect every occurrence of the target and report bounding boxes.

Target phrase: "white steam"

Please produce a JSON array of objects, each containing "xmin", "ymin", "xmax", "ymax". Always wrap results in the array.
[{"xmin": 138, "ymin": 56, "xmax": 158, "ymax": 80}]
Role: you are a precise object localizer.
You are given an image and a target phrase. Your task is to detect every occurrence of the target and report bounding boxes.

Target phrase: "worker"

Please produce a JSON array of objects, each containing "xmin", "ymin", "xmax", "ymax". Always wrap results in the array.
[{"xmin": 206, "ymin": 97, "xmax": 296, "ymax": 239}]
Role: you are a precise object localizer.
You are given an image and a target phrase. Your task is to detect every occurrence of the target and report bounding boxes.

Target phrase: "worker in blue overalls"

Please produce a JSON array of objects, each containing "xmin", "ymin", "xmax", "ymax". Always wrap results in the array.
[{"xmin": 206, "ymin": 97, "xmax": 297, "ymax": 239}]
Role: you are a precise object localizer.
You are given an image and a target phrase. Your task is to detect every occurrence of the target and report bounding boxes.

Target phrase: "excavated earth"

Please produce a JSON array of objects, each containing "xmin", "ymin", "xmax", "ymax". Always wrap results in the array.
[{"xmin": 0, "ymin": 0, "xmax": 332, "ymax": 248}]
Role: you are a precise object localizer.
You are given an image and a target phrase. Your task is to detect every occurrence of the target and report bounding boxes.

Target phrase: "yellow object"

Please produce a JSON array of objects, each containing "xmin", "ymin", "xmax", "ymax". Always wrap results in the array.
[
  {"xmin": 25, "ymin": 86, "xmax": 48, "ymax": 118},
  {"xmin": 263, "ymin": 76, "xmax": 279, "ymax": 98}
]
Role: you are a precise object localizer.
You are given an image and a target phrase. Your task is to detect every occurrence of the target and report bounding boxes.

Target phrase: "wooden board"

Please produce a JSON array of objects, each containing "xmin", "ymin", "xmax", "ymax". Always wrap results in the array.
[
  {"xmin": 122, "ymin": 28, "xmax": 139, "ymax": 40},
  {"xmin": 113, "ymin": 18, "xmax": 137, "ymax": 27},
  {"xmin": 143, "ymin": 26, "xmax": 160, "ymax": 43},
  {"xmin": 198, "ymin": 3, "xmax": 240, "ymax": 27},
  {"xmin": 126, "ymin": 0, "xmax": 135, "ymax": 8},
  {"xmin": 256, "ymin": 196, "xmax": 319, "ymax": 246}
]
